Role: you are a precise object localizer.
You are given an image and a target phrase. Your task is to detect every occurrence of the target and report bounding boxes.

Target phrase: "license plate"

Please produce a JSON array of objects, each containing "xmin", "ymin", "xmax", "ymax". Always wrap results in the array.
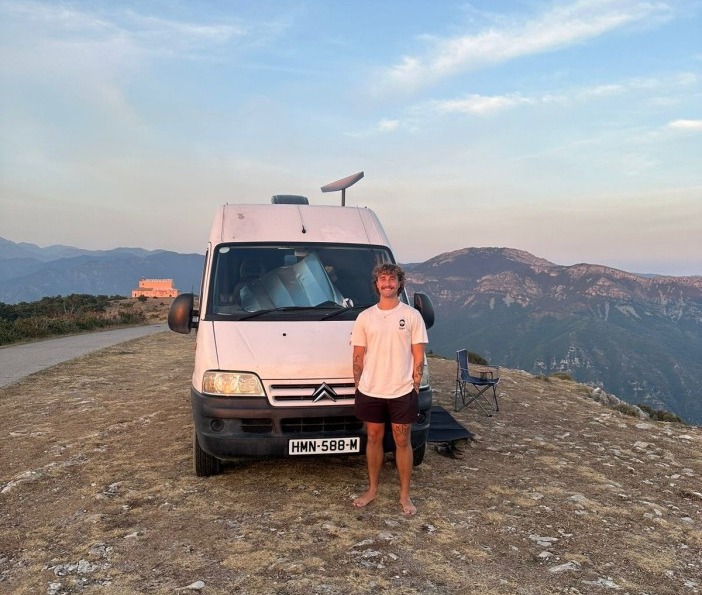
[{"xmin": 288, "ymin": 437, "xmax": 361, "ymax": 456}]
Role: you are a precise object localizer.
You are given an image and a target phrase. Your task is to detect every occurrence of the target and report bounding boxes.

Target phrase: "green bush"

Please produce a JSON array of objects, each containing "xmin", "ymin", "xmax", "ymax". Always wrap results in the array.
[
  {"xmin": 613, "ymin": 402, "xmax": 641, "ymax": 417},
  {"xmin": 637, "ymin": 403, "xmax": 684, "ymax": 424},
  {"xmin": 638, "ymin": 403, "xmax": 656, "ymax": 417},
  {"xmin": 116, "ymin": 307, "xmax": 146, "ymax": 325},
  {"xmin": 550, "ymin": 372, "xmax": 575, "ymax": 381},
  {"xmin": 0, "ymin": 294, "xmax": 140, "ymax": 346},
  {"xmin": 0, "ymin": 321, "xmax": 20, "ymax": 344},
  {"xmin": 468, "ymin": 352, "xmax": 488, "ymax": 365},
  {"xmin": 14, "ymin": 316, "xmax": 51, "ymax": 338},
  {"xmin": 655, "ymin": 411, "xmax": 684, "ymax": 423}
]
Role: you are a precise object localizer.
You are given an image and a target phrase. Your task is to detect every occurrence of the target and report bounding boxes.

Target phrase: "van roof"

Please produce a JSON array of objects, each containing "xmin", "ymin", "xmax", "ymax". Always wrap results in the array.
[{"xmin": 210, "ymin": 204, "xmax": 392, "ymax": 247}]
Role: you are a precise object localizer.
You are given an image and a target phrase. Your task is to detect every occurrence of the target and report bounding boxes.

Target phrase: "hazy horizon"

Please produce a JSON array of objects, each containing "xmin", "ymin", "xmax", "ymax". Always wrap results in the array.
[
  {"xmin": 2, "ymin": 234, "xmax": 699, "ymax": 279},
  {"xmin": 1, "ymin": 1, "xmax": 700, "ymax": 277}
]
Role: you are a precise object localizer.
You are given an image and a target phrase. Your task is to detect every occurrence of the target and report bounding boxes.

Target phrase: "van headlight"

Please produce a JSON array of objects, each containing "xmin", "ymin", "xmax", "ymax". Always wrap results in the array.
[{"xmin": 202, "ymin": 371, "xmax": 265, "ymax": 397}]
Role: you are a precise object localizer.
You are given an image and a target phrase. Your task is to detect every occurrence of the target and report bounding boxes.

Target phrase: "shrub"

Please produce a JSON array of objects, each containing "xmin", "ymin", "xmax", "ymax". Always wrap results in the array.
[
  {"xmin": 468, "ymin": 352, "xmax": 488, "ymax": 365},
  {"xmin": 613, "ymin": 402, "xmax": 641, "ymax": 417},
  {"xmin": 637, "ymin": 403, "xmax": 684, "ymax": 424},
  {"xmin": 116, "ymin": 307, "xmax": 146, "ymax": 325},
  {"xmin": 46, "ymin": 317, "xmax": 75, "ymax": 335},
  {"xmin": 0, "ymin": 294, "xmax": 144, "ymax": 345},
  {"xmin": 655, "ymin": 411, "xmax": 684, "ymax": 423},
  {"xmin": 549, "ymin": 372, "xmax": 574, "ymax": 381},
  {"xmin": 14, "ymin": 316, "xmax": 51, "ymax": 339},
  {"xmin": 0, "ymin": 321, "xmax": 21, "ymax": 346},
  {"xmin": 638, "ymin": 404, "xmax": 656, "ymax": 417}
]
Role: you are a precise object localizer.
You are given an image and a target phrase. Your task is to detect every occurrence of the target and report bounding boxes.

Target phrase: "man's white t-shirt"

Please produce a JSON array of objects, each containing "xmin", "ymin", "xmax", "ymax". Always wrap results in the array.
[{"xmin": 351, "ymin": 301, "xmax": 428, "ymax": 399}]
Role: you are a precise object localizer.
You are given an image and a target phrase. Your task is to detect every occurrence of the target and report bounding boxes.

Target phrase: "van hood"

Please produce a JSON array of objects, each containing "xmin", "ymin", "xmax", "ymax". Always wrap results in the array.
[{"xmin": 212, "ymin": 321, "xmax": 354, "ymax": 380}]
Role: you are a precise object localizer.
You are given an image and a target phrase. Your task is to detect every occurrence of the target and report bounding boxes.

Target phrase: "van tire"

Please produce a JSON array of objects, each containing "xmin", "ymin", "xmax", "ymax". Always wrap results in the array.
[
  {"xmin": 412, "ymin": 443, "xmax": 426, "ymax": 466},
  {"xmin": 193, "ymin": 430, "xmax": 222, "ymax": 477}
]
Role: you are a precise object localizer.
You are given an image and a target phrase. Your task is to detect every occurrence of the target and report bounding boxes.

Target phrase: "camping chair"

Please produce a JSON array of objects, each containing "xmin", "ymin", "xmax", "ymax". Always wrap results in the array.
[{"xmin": 455, "ymin": 349, "xmax": 500, "ymax": 416}]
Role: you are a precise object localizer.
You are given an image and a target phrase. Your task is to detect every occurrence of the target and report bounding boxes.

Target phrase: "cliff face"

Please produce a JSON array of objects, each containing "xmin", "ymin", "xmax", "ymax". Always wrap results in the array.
[{"xmin": 406, "ymin": 248, "xmax": 702, "ymax": 424}]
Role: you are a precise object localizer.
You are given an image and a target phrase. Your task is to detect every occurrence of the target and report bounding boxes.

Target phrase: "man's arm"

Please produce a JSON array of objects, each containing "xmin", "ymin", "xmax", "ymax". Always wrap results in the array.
[
  {"xmin": 352, "ymin": 345, "xmax": 366, "ymax": 388},
  {"xmin": 411, "ymin": 343, "xmax": 425, "ymax": 392}
]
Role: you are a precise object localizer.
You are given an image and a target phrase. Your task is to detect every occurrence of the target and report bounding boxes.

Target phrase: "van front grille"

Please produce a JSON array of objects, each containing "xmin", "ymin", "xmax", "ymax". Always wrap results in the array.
[
  {"xmin": 241, "ymin": 418, "xmax": 274, "ymax": 434},
  {"xmin": 281, "ymin": 416, "xmax": 363, "ymax": 434},
  {"xmin": 268, "ymin": 381, "xmax": 355, "ymax": 403}
]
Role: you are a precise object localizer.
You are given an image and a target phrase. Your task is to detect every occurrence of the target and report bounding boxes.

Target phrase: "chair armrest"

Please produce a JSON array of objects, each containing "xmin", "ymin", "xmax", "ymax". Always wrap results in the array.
[{"xmin": 474, "ymin": 366, "xmax": 499, "ymax": 379}]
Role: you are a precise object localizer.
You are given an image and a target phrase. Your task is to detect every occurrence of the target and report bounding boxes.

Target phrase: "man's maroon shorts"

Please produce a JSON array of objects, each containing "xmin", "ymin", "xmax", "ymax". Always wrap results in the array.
[{"xmin": 354, "ymin": 389, "xmax": 418, "ymax": 425}]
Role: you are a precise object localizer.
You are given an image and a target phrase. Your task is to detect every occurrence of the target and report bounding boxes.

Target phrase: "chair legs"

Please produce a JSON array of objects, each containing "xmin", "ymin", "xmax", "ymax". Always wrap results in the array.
[{"xmin": 455, "ymin": 381, "xmax": 499, "ymax": 416}]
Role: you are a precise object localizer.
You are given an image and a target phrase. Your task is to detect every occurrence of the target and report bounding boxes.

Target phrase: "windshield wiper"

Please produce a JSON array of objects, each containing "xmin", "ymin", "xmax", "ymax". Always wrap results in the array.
[
  {"xmin": 313, "ymin": 301, "xmax": 346, "ymax": 309},
  {"xmin": 237, "ymin": 303, "xmax": 371, "ymax": 321},
  {"xmin": 321, "ymin": 304, "xmax": 373, "ymax": 320}
]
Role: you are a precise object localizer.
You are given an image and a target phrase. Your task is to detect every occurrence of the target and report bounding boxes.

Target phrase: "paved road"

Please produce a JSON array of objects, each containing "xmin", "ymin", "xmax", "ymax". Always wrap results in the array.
[{"xmin": 0, "ymin": 324, "xmax": 168, "ymax": 388}]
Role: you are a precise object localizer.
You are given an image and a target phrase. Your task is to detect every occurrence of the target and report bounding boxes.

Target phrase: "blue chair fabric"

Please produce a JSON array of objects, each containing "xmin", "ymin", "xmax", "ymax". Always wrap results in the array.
[{"xmin": 455, "ymin": 349, "xmax": 500, "ymax": 416}]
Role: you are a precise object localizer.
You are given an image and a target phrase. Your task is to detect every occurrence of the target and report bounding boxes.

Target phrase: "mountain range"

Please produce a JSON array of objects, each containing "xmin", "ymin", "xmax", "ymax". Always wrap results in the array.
[
  {"xmin": 2, "ymin": 238, "xmax": 700, "ymax": 424},
  {"xmin": 404, "ymin": 247, "xmax": 702, "ymax": 425},
  {"xmin": 0, "ymin": 238, "xmax": 203, "ymax": 303}
]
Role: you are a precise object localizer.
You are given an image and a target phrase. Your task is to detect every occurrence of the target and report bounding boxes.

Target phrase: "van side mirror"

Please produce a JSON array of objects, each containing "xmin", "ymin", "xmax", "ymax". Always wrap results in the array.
[
  {"xmin": 168, "ymin": 293, "xmax": 198, "ymax": 334},
  {"xmin": 413, "ymin": 292, "xmax": 435, "ymax": 330}
]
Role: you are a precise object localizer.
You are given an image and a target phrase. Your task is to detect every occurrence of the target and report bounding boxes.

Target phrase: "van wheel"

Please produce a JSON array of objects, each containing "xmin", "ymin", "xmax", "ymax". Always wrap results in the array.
[
  {"xmin": 193, "ymin": 430, "xmax": 222, "ymax": 477},
  {"xmin": 412, "ymin": 443, "xmax": 426, "ymax": 466}
]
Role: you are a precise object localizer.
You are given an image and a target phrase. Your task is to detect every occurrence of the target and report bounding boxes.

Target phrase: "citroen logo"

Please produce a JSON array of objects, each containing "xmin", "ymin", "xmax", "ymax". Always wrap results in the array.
[{"xmin": 312, "ymin": 383, "xmax": 338, "ymax": 402}]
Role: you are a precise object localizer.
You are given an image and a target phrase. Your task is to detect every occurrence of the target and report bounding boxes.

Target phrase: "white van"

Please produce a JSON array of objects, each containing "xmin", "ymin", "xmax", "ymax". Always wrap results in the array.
[{"xmin": 168, "ymin": 190, "xmax": 435, "ymax": 476}]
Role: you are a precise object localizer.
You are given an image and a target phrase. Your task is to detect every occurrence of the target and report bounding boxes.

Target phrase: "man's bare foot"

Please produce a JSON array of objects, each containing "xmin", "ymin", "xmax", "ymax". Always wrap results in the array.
[
  {"xmin": 400, "ymin": 497, "xmax": 416, "ymax": 516},
  {"xmin": 353, "ymin": 490, "xmax": 377, "ymax": 508}
]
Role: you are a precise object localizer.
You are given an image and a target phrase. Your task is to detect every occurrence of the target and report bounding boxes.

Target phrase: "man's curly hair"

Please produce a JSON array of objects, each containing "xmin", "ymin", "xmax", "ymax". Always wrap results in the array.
[{"xmin": 371, "ymin": 263, "xmax": 405, "ymax": 296}]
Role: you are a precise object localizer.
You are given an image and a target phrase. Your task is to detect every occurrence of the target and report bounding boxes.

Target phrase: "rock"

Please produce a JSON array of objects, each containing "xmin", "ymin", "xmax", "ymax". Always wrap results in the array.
[
  {"xmin": 582, "ymin": 577, "xmax": 622, "ymax": 589},
  {"xmin": 529, "ymin": 534, "xmax": 558, "ymax": 547}
]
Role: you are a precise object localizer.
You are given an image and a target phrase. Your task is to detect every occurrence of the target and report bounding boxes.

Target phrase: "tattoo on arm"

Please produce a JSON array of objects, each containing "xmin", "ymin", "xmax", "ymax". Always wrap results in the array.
[
  {"xmin": 353, "ymin": 351, "xmax": 364, "ymax": 386},
  {"xmin": 411, "ymin": 343, "xmax": 425, "ymax": 390},
  {"xmin": 413, "ymin": 362, "xmax": 423, "ymax": 389}
]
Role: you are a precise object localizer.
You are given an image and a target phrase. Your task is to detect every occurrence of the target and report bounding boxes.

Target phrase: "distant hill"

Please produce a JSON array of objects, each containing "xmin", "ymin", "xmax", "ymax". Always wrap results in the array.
[
  {"xmin": 2, "ymin": 238, "xmax": 700, "ymax": 424},
  {"xmin": 0, "ymin": 238, "xmax": 203, "ymax": 303},
  {"xmin": 405, "ymin": 247, "xmax": 702, "ymax": 425}
]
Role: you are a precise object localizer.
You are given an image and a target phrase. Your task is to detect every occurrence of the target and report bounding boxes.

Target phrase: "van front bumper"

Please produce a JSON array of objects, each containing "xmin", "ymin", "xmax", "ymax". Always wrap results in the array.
[{"xmin": 190, "ymin": 386, "xmax": 432, "ymax": 461}]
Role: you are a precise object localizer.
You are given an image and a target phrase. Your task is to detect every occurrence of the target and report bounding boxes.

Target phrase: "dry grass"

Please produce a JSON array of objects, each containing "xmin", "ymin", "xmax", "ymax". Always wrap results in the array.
[{"xmin": 0, "ymin": 333, "xmax": 700, "ymax": 594}]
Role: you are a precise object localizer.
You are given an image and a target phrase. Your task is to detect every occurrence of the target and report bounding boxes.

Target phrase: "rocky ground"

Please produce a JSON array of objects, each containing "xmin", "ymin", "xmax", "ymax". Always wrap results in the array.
[{"xmin": 0, "ymin": 330, "xmax": 700, "ymax": 594}]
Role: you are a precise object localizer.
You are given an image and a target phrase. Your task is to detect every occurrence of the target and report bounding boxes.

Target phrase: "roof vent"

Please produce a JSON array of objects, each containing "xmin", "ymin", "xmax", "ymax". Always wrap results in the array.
[{"xmin": 271, "ymin": 195, "xmax": 309, "ymax": 205}]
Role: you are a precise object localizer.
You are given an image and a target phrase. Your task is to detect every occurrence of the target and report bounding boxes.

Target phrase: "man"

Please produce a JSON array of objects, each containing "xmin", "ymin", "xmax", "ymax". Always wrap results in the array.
[{"xmin": 351, "ymin": 263, "xmax": 428, "ymax": 516}]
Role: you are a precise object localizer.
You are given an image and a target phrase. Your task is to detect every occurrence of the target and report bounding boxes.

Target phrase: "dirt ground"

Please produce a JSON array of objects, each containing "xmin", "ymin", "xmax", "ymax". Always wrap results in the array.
[{"xmin": 1, "ymin": 329, "xmax": 701, "ymax": 594}]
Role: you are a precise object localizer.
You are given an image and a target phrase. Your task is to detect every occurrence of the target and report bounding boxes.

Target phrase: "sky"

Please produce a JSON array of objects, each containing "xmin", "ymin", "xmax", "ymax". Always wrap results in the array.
[{"xmin": 1, "ymin": 0, "xmax": 701, "ymax": 276}]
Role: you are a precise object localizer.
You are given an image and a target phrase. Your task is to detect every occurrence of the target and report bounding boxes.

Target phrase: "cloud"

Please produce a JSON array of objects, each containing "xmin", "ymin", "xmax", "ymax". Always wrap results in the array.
[
  {"xmin": 377, "ymin": 119, "xmax": 400, "ymax": 132},
  {"xmin": 342, "ymin": 118, "xmax": 403, "ymax": 139},
  {"xmin": 0, "ymin": 0, "xmax": 250, "ymax": 77},
  {"xmin": 432, "ymin": 94, "xmax": 534, "ymax": 115},
  {"xmin": 124, "ymin": 12, "xmax": 246, "ymax": 48},
  {"xmin": 414, "ymin": 72, "xmax": 694, "ymax": 120},
  {"xmin": 381, "ymin": 1, "xmax": 674, "ymax": 92},
  {"xmin": 0, "ymin": 1, "xmax": 261, "ymax": 137},
  {"xmin": 668, "ymin": 119, "xmax": 702, "ymax": 131}
]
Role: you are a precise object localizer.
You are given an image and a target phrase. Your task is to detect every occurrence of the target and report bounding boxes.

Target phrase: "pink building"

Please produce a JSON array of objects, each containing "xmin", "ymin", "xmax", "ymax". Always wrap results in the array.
[{"xmin": 131, "ymin": 278, "xmax": 179, "ymax": 298}]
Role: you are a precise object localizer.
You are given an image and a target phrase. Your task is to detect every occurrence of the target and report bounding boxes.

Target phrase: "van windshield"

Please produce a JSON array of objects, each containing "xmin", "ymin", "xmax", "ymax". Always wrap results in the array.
[{"xmin": 206, "ymin": 244, "xmax": 399, "ymax": 321}]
